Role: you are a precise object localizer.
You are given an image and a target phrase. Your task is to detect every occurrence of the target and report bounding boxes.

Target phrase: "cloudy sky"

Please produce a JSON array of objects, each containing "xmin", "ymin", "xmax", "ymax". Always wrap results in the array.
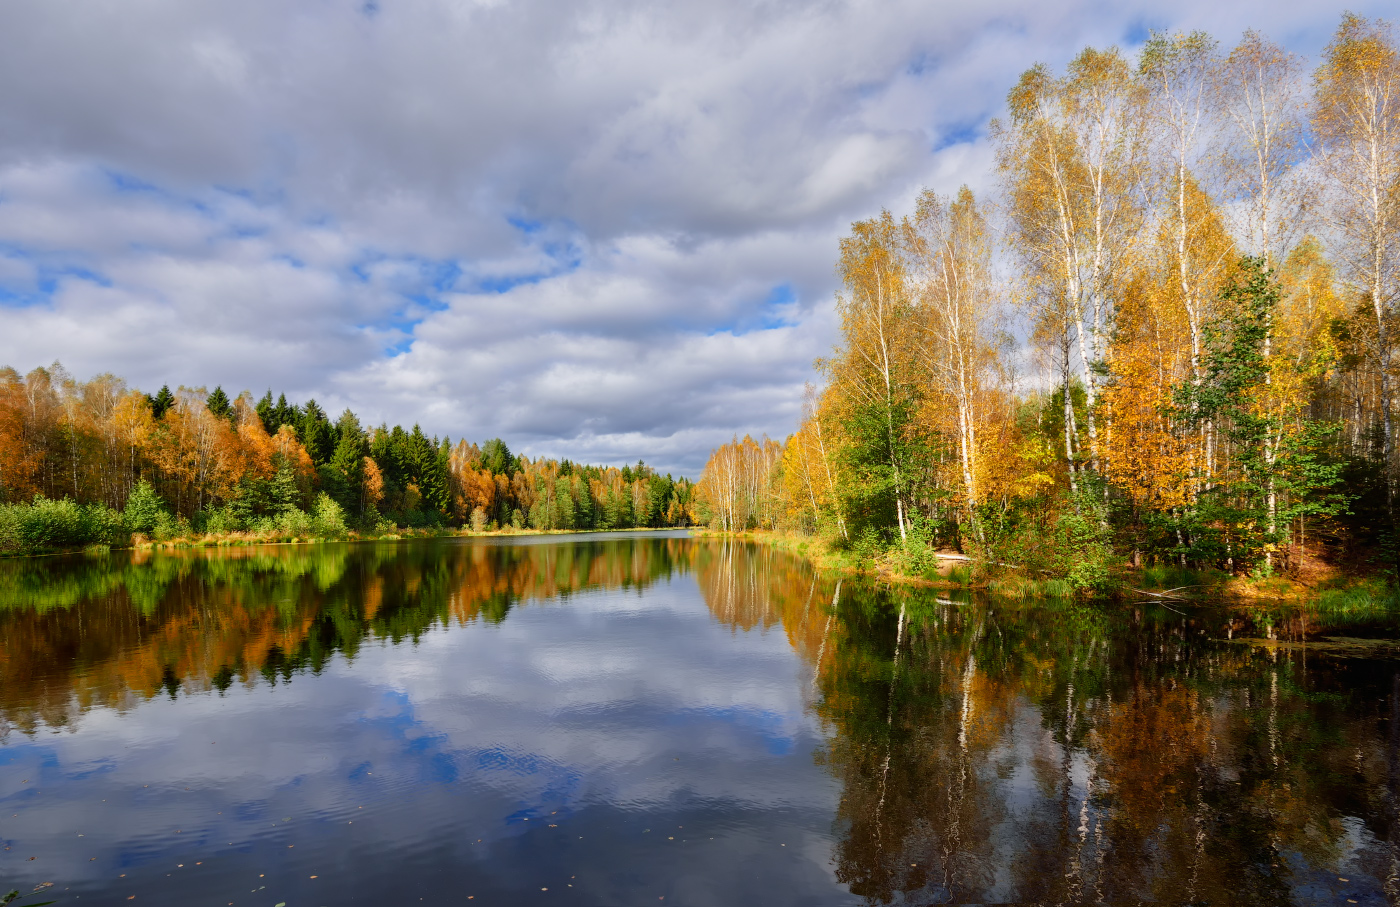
[{"xmin": 0, "ymin": 0, "xmax": 1385, "ymax": 474}]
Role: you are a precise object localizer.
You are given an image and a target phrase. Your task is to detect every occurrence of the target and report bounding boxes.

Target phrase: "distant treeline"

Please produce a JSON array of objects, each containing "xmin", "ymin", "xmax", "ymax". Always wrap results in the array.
[{"xmin": 0, "ymin": 364, "xmax": 695, "ymax": 552}]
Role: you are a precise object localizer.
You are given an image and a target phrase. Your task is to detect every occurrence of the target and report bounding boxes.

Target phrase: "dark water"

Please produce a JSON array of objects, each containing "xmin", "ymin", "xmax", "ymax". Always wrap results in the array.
[{"xmin": 1, "ymin": 535, "xmax": 1398, "ymax": 906}]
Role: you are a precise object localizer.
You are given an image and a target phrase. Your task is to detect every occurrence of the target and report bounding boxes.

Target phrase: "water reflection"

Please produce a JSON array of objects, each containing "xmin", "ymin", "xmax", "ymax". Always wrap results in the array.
[
  {"xmin": 1, "ymin": 537, "xmax": 1398, "ymax": 906},
  {"xmin": 0, "ymin": 536, "xmax": 694, "ymax": 735},
  {"xmin": 809, "ymin": 586, "xmax": 1400, "ymax": 906}
]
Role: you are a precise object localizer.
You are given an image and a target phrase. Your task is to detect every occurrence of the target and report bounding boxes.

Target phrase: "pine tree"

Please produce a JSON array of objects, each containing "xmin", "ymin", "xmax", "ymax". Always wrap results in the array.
[
  {"xmin": 255, "ymin": 391, "xmax": 276, "ymax": 433},
  {"xmin": 409, "ymin": 425, "xmax": 450, "ymax": 513},
  {"xmin": 300, "ymin": 400, "xmax": 335, "ymax": 465},
  {"xmin": 274, "ymin": 394, "xmax": 298, "ymax": 433},
  {"xmin": 269, "ymin": 458, "xmax": 302, "ymax": 515},
  {"xmin": 328, "ymin": 410, "xmax": 367, "ymax": 513},
  {"xmin": 147, "ymin": 385, "xmax": 175, "ymax": 420},
  {"xmin": 206, "ymin": 386, "xmax": 233, "ymax": 424},
  {"xmin": 481, "ymin": 438, "xmax": 514, "ymax": 476}
]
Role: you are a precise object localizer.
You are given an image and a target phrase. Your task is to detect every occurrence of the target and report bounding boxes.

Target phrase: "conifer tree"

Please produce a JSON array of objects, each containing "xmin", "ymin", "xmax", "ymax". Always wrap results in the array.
[
  {"xmin": 255, "ymin": 391, "xmax": 276, "ymax": 433},
  {"xmin": 205, "ymin": 386, "xmax": 233, "ymax": 425},
  {"xmin": 147, "ymin": 385, "xmax": 174, "ymax": 420}
]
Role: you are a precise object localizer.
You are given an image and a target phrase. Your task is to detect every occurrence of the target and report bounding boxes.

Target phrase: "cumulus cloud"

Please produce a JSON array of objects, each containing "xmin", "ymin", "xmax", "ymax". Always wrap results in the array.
[{"xmin": 0, "ymin": 0, "xmax": 1384, "ymax": 473}]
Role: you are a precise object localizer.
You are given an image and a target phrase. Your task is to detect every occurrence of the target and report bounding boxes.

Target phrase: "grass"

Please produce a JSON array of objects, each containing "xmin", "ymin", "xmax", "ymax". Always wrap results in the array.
[
  {"xmin": 1137, "ymin": 564, "xmax": 1227, "ymax": 591},
  {"xmin": 986, "ymin": 574, "xmax": 1075, "ymax": 600},
  {"xmin": 1312, "ymin": 579, "xmax": 1400, "ymax": 621}
]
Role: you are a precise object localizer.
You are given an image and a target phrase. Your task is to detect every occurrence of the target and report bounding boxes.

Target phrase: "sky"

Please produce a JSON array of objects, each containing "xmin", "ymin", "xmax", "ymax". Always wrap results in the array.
[{"xmin": 0, "ymin": 0, "xmax": 1387, "ymax": 476}]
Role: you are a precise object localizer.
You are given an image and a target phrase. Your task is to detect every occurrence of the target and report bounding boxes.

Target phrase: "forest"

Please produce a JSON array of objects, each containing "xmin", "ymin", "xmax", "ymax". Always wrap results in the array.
[
  {"xmin": 0, "ymin": 370, "xmax": 695, "ymax": 554},
  {"xmin": 695, "ymin": 16, "xmax": 1399, "ymax": 592}
]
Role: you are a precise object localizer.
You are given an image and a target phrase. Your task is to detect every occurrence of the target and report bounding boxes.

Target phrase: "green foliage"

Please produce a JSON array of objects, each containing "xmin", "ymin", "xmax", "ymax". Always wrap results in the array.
[
  {"xmin": 328, "ymin": 409, "xmax": 368, "ymax": 513},
  {"xmin": 986, "ymin": 490, "xmax": 1118, "ymax": 595},
  {"xmin": 206, "ymin": 385, "xmax": 233, "ymax": 424},
  {"xmin": 124, "ymin": 479, "xmax": 168, "ymax": 534},
  {"xmin": 255, "ymin": 390, "xmax": 277, "ymax": 432},
  {"xmin": 837, "ymin": 394, "xmax": 924, "ymax": 537},
  {"xmin": 3, "ymin": 883, "xmax": 57, "ymax": 906},
  {"xmin": 1169, "ymin": 257, "xmax": 1348, "ymax": 570},
  {"xmin": 481, "ymin": 438, "xmax": 515, "ymax": 476},
  {"xmin": 146, "ymin": 384, "xmax": 174, "ymax": 419},
  {"xmin": 0, "ymin": 497, "xmax": 128, "ymax": 554},
  {"xmin": 300, "ymin": 399, "xmax": 335, "ymax": 465},
  {"xmin": 884, "ymin": 511, "xmax": 943, "ymax": 577},
  {"xmin": 269, "ymin": 458, "xmax": 304, "ymax": 514},
  {"xmin": 310, "ymin": 492, "xmax": 348, "ymax": 538}
]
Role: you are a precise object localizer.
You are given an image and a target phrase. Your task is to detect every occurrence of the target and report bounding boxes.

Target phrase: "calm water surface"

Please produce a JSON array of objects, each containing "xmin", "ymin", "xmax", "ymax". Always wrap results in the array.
[{"xmin": 1, "ymin": 534, "xmax": 1398, "ymax": 906}]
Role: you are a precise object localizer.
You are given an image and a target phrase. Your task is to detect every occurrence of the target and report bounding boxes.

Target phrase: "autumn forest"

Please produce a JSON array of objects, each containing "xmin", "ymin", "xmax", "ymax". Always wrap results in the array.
[
  {"xmin": 697, "ymin": 16, "xmax": 1400, "ymax": 590},
  {"xmin": 0, "ymin": 371, "xmax": 697, "ymax": 554}
]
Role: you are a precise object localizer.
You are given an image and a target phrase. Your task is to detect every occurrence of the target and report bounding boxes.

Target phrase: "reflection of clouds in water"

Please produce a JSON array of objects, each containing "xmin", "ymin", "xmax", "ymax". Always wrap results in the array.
[
  {"xmin": 346, "ymin": 586, "xmax": 824, "ymax": 807},
  {"xmin": 0, "ymin": 578, "xmax": 841, "ymax": 899}
]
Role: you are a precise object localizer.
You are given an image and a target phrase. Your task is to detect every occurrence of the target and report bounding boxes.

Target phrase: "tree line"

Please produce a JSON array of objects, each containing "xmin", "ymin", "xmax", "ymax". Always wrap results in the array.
[
  {"xmin": 698, "ymin": 15, "xmax": 1400, "ymax": 587},
  {"xmin": 0, "ymin": 365, "xmax": 695, "ymax": 551}
]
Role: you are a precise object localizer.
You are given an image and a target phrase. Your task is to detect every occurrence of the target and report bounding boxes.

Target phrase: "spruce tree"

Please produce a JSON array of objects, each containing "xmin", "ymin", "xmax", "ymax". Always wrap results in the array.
[
  {"xmin": 255, "ymin": 391, "xmax": 276, "ymax": 433},
  {"xmin": 481, "ymin": 438, "xmax": 514, "ymax": 476},
  {"xmin": 206, "ymin": 386, "xmax": 233, "ymax": 424},
  {"xmin": 301, "ymin": 399, "xmax": 335, "ymax": 465},
  {"xmin": 329, "ymin": 412, "xmax": 368, "ymax": 513},
  {"xmin": 148, "ymin": 385, "xmax": 175, "ymax": 420},
  {"xmin": 275, "ymin": 394, "xmax": 297, "ymax": 433},
  {"xmin": 409, "ymin": 425, "xmax": 450, "ymax": 514}
]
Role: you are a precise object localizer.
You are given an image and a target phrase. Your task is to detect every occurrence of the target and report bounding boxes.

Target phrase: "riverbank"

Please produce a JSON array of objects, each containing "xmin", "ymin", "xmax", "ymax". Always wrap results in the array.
[
  {"xmin": 4, "ymin": 523, "xmax": 696, "ymax": 558},
  {"xmin": 696, "ymin": 528, "xmax": 1398, "ymax": 613}
]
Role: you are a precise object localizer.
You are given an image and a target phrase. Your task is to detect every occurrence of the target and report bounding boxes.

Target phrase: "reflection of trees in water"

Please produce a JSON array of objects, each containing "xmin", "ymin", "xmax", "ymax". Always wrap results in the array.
[
  {"xmin": 694, "ymin": 539, "xmax": 839, "ymax": 674},
  {"xmin": 0, "ymin": 537, "xmax": 693, "ymax": 734},
  {"xmin": 806, "ymin": 581, "xmax": 1400, "ymax": 905},
  {"xmin": 4, "ymin": 538, "xmax": 1398, "ymax": 901},
  {"xmin": 692, "ymin": 543, "xmax": 1399, "ymax": 904}
]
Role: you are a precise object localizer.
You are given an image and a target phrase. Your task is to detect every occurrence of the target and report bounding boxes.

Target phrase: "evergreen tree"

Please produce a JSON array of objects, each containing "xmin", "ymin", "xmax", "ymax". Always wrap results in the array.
[
  {"xmin": 206, "ymin": 386, "xmax": 233, "ymax": 424},
  {"xmin": 409, "ymin": 425, "xmax": 450, "ymax": 513},
  {"xmin": 269, "ymin": 458, "xmax": 303, "ymax": 515},
  {"xmin": 255, "ymin": 391, "xmax": 277, "ymax": 433},
  {"xmin": 301, "ymin": 399, "xmax": 335, "ymax": 465},
  {"xmin": 275, "ymin": 394, "xmax": 298, "ymax": 433},
  {"xmin": 147, "ymin": 385, "xmax": 175, "ymax": 420},
  {"xmin": 328, "ymin": 410, "xmax": 368, "ymax": 513},
  {"xmin": 370, "ymin": 425, "xmax": 411, "ymax": 511},
  {"xmin": 481, "ymin": 438, "xmax": 514, "ymax": 476},
  {"xmin": 124, "ymin": 479, "xmax": 169, "ymax": 533}
]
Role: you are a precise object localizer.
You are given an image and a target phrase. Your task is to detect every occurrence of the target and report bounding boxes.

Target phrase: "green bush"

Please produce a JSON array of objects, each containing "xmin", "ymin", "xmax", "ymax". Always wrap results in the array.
[
  {"xmin": 991, "ymin": 491, "xmax": 1118, "ymax": 595},
  {"xmin": 0, "ymin": 497, "xmax": 129, "ymax": 554},
  {"xmin": 885, "ymin": 512, "xmax": 942, "ymax": 577},
  {"xmin": 310, "ymin": 493, "xmax": 348, "ymax": 538},
  {"xmin": 123, "ymin": 480, "xmax": 168, "ymax": 534},
  {"xmin": 197, "ymin": 506, "xmax": 246, "ymax": 535}
]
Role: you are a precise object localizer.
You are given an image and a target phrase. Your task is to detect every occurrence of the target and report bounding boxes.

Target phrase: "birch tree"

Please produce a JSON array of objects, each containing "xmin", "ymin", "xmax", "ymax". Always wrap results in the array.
[
  {"xmin": 827, "ymin": 212, "xmax": 920, "ymax": 542},
  {"xmin": 1313, "ymin": 14, "xmax": 1400, "ymax": 524},
  {"xmin": 905, "ymin": 187, "xmax": 999, "ymax": 531}
]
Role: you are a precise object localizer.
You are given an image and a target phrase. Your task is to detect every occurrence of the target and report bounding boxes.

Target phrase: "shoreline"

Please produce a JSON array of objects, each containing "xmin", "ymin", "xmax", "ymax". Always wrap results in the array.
[
  {"xmin": 693, "ymin": 528, "xmax": 1396, "ymax": 610},
  {"xmin": 1, "ymin": 525, "xmax": 698, "ymax": 559}
]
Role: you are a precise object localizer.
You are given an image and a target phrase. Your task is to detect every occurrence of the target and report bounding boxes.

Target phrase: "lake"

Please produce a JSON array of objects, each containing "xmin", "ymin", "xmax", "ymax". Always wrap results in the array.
[{"xmin": 1, "ymin": 533, "xmax": 1397, "ymax": 906}]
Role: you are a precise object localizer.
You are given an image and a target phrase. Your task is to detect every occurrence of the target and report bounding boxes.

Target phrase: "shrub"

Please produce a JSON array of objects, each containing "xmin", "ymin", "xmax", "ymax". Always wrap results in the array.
[
  {"xmin": 198, "ymin": 506, "xmax": 246, "ymax": 535},
  {"xmin": 0, "ymin": 497, "xmax": 129, "ymax": 554},
  {"xmin": 310, "ymin": 493, "xmax": 348, "ymax": 538},
  {"xmin": 123, "ymin": 480, "xmax": 168, "ymax": 534},
  {"xmin": 990, "ymin": 491, "xmax": 1118, "ymax": 596}
]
